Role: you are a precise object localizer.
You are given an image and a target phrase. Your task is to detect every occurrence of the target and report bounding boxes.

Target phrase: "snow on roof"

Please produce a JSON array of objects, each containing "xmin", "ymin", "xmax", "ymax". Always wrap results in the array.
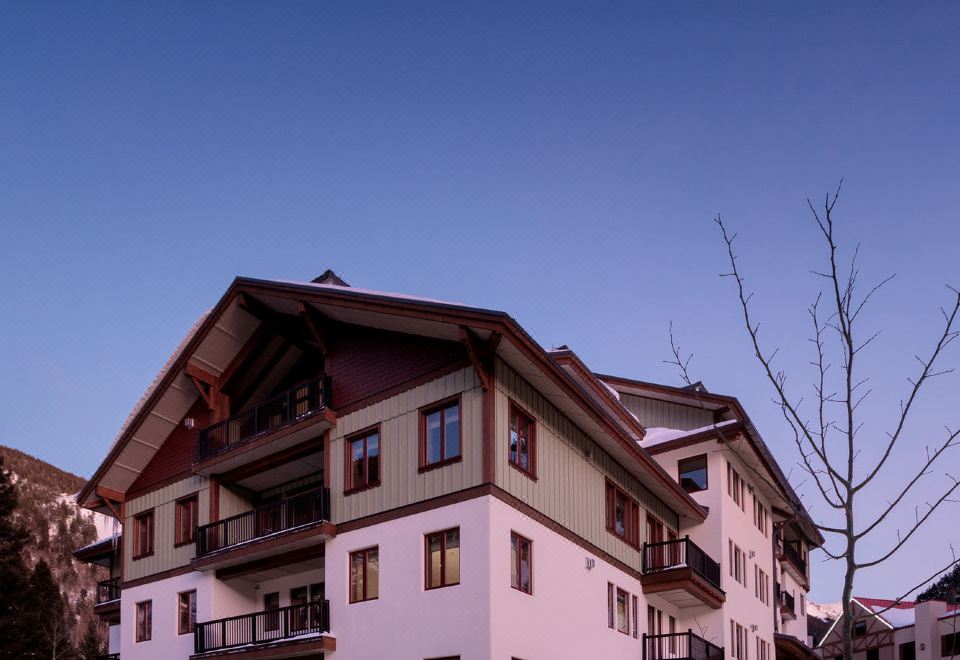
[{"xmin": 640, "ymin": 419, "xmax": 741, "ymax": 448}]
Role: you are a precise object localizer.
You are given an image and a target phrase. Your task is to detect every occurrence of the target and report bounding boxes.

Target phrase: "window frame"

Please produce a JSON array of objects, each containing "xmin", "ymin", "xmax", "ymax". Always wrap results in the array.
[
  {"xmin": 425, "ymin": 527, "xmax": 461, "ymax": 590},
  {"xmin": 507, "ymin": 400, "xmax": 537, "ymax": 479},
  {"xmin": 510, "ymin": 532, "xmax": 532, "ymax": 595},
  {"xmin": 174, "ymin": 494, "xmax": 199, "ymax": 548},
  {"xmin": 678, "ymin": 454, "xmax": 708, "ymax": 493},
  {"xmin": 133, "ymin": 509, "xmax": 155, "ymax": 559},
  {"xmin": 177, "ymin": 590, "xmax": 197, "ymax": 635},
  {"xmin": 349, "ymin": 546, "xmax": 380, "ymax": 603},
  {"xmin": 615, "ymin": 587, "xmax": 630, "ymax": 635},
  {"xmin": 418, "ymin": 396, "xmax": 463, "ymax": 472},
  {"xmin": 605, "ymin": 480, "xmax": 641, "ymax": 549},
  {"xmin": 344, "ymin": 424, "xmax": 382, "ymax": 495},
  {"xmin": 136, "ymin": 600, "xmax": 152, "ymax": 643}
]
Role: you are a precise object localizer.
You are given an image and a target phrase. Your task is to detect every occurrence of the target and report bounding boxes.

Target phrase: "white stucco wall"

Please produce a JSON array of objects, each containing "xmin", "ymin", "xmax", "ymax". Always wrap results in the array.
[{"xmin": 120, "ymin": 571, "xmax": 211, "ymax": 660}]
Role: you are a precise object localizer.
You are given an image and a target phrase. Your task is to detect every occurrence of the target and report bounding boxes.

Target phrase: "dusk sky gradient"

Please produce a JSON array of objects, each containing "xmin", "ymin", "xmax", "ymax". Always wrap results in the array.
[{"xmin": 2, "ymin": 2, "xmax": 959, "ymax": 603}]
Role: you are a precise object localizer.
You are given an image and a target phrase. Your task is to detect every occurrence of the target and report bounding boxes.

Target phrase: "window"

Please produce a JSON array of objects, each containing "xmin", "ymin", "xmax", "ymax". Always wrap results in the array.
[
  {"xmin": 728, "ymin": 540, "xmax": 747, "ymax": 587},
  {"xmin": 633, "ymin": 596, "xmax": 639, "ymax": 639},
  {"xmin": 800, "ymin": 594, "xmax": 805, "ymax": 615},
  {"xmin": 678, "ymin": 454, "xmax": 708, "ymax": 493},
  {"xmin": 426, "ymin": 527, "xmax": 460, "ymax": 589},
  {"xmin": 899, "ymin": 641, "xmax": 916, "ymax": 660},
  {"xmin": 854, "ymin": 621, "xmax": 867, "ymax": 636},
  {"xmin": 510, "ymin": 532, "xmax": 532, "ymax": 594},
  {"xmin": 349, "ymin": 547, "xmax": 379, "ymax": 603},
  {"xmin": 866, "ymin": 648, "xmax": 880, "ymax": 660},
  {"xmin": 607, "ymin": 583, "xmax": 615, "ymax": 629},
  {"xmin": 752, "ymin": 495, "xmax": 769, "ymax": 537},
  {"xmin": 177, "ymin": 590, "xmax": 196, "ymax": 635},
  {"xmin": 345, "ymin": 426, "xmax": 380, "ymax": 493},
  {"xmin": 175, "ymin": 495, "xmax": 198, "ymax": 547},
  {"xmin": 943, "ymin": 633, "xmax": 960, "ymax": 658},
  {"xmin": 756, "ymin": 568, "xmax": 769, "ymax": 605},
  {"xmin": 727, "ymin": 462, "xmax": 745, "ymax": 510},
  {"xmin": 133, "ymin": 510, "xmax": 155, "ymax": 559},
  {"xmin": 616, "ymin": 588, "xmax": 629, "ymax": 634},
  {"xmin": 757, "ymin": 639, "xmax": 771, "ymax": 660},
  {"xmin": 420, "ymin": 399, "xmax": 461, "ymax": 469},
  {"xmin": 669, "ymin": 615, "xmax": 677, "ymax": 651},
  {"xmin": 290, "ymin": 586, "xmax": 310, "ymax": 632},
  {"xmin": 508, "ymin": 402, "xmax": 536, "ymax": 478},
  {"xmin": 264, "ymin": 592, "xmax": 280, "ymax": 631},
  {"xmin": 605, "ymin": 481, "xmax": 640, "ymax": 548},
  {"xmin": 730, "ymin": 621, "xmax": 748, "ymax": 660},
  {"xmin": 136, "ymin": 600, "xmax": 152, "ymax": 642}
]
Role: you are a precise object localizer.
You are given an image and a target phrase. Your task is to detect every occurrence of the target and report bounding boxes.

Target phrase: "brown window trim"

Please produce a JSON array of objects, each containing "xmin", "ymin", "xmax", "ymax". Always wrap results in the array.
[
  {"xmin": 616, "ymin": 587, "xmax": 630, "ymax": 635},
  {"xmin": 418, "ymin": 395, "xmax": 463, "ymax": 472},
  {"xmin": 174, "ymin": 494, "xmax": 199, "ymax": 548},
  {"xmin": 507, "ymin": 400, "xmax": 537, "ymax": 481},
  {"xmin": 349, "ymin": 546, "xmax": 379, "ymax": 604},
  {"xmin": 604, "ymin": 480, "xmax": 641, "ymax": 550},
  {"xmin": 177, "ymin": 590, "xmax": 196, "ymax": 635},
  {"xmin": 424, "ymin": 527, "xmax": 461, "ymax": 591},
  {"xmin": 343, "ymin": 423, "xmax": 382, "ymax": 495},
  {"xmin": 133, "ymin": 509, "xmax": 155, "ymax": 560},
  {"xmin": 510, "ymin": 531, "xmax": 532, "ymax": 595},
  {"xmin": 136, "ymin": 599, "xmax": 153, "ymax": 642}
]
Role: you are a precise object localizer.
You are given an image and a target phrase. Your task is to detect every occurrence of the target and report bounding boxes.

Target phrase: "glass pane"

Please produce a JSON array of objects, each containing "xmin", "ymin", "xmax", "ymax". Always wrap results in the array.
[
  {"xmin": 679, "ymin": 456, "xmax": 708, "ymax": 493},
  {"xmin": 352, "ymin": 439, "xmax": 365, "ymax": 487},
  {"xmin": 509, "ymin": 418, "xmax": 518, "ymax": 464},
  {"xmin": 426, "ymin": 411, "xmax": 442, "ymax": 464},
  {"xmin": 444, "ymin": 404, "xmax": 460, "ymax": 458},
  {"xmin": 511, "ymin": 535, "xmax": 518, "ymax": 589},
  {"xmin": 445, "ymin": 529, "xmax": 460, "ymax": 585},
  {"xmin": 291, "ymin": 587, "xmax": 308, "ymax": 605},
  {"xmin": 366, "ymin": 549, "xmax": 379, "ymax": 599},
  {"xmin": 350, "ymin": 553, "xmax": 364, "ymax": 602},
  {"xmin": 617, "ymin": 590, "xmax": 628, "ymax": 633},
  {"xmin": 518, "ymin": 430, "xmax": 529, "ymax": 469},
  {"xmin": 615, "ymin": 494, "xmax": 626, "ymax": 535},
  {"xmin": 367, "ymin": 434, "xmax": 379, "ymax": 484},
  {"xmin": 519, "ymin": 539, "xmax": 530, "ymax": 592},
  {"xmin": 427, "ymin": 534, "xmax": 442, "ymax": 588}
]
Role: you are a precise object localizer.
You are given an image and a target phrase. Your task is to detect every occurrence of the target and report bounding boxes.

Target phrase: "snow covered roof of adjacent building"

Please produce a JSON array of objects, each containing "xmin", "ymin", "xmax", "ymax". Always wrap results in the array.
[{"xmin": 640, "ymin": 419, "xmax": 742, "ymax": 448}]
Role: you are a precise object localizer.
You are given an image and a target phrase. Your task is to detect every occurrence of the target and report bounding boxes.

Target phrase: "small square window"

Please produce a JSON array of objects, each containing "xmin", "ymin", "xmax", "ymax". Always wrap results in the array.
[
  {"xmin": 678, "ymin": 454, "xmax": 708, "ymax": 493},
  {"xmin": 425, "ymin": 527, "xmax": 460, "ymax": 590}
]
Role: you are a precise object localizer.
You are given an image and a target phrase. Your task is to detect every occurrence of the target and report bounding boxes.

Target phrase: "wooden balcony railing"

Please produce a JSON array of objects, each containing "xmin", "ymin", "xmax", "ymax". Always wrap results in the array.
[
  {"xmin": 195, "ymin": 486, "xmax": 330, "ymax": 556},
  {"xmin": 197, "ymin": 377, "xmax": 330, "ymax": 461},
  {"xmin": 194, "ymin": 601, "xmax": 330, "ymax": 654},
  {"xmin": 642, "ymin": 536, "xmax": 722, "ymax": 591},
  {"xmin": 96, "ymin": 577, "xmax": 121, "ymax": 604},
  {"xmin": 644, "ymin": 631, "xmax": 724, "ymax": 660}
]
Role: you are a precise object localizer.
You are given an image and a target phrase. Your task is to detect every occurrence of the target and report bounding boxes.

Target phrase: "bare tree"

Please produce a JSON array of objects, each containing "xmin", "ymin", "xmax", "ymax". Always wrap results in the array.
[{"xmin": 704, "ymin": 182, "xmax": 960, "ymax": 660}]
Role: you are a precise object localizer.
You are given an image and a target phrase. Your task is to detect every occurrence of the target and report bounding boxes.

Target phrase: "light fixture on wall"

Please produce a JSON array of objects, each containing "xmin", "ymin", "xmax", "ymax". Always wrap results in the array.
[
  {"xmin": 184, "ymin": 417, "xmax": 196, "ymax": 429},
  {"xmin": 585, "ymin": 557, "xmax": 596, "ymax": 570}
]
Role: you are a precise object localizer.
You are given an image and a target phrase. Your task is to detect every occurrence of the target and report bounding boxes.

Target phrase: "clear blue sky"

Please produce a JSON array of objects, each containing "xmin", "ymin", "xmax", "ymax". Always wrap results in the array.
[{"xmin": 2, "ymin": 2, "xmax": 958, "ymax": 603}]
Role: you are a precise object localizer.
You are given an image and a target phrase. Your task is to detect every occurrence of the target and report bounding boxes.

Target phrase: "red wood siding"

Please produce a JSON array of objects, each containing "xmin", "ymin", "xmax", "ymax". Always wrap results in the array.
[
  {"xmin": 329, "ymin": 325, "xmax": 467, "ymax": 410},
  {"xmin": 128, "ymin": 399, "xmax": 208, "ymax": 497}
]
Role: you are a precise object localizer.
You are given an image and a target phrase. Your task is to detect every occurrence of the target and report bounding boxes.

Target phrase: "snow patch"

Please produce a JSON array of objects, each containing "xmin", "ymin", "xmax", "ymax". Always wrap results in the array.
[
  {"xmin": 808, "ymin": 601, "xmax": 843, "ymax": 621},
  {"xmin": 641, "ymin": 419, "xmax": 740, "ymax": 447}
]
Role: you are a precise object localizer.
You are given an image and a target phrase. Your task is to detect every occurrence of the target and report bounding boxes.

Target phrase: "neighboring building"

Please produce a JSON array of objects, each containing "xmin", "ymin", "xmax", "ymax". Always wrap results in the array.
[
  {"xmin": 74, "ymin": 272, "xmax": 823, "ymax": 660},
  {"xmin": 817, "ymin": 597, "xmax": 960, "ymax": 660}
]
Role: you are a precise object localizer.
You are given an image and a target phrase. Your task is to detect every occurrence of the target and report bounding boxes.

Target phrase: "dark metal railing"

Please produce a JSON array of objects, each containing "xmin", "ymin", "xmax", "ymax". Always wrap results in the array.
[
  {"xmin": 781, "ymin": 540, "xmax": 807, "ymax": 577},
  {"xmin": 194, "ymin": 601, "xmax": 330, "ymax": 654},
  {"xmin": 196, "ymin": 486, "xmax": 330, "ymax": 556},
  {"xmin": 643, "ymin": 631, "xmax": 724, "ymax": 660},
  {"xmin": 96, "ymin": 577, "xmax": 121, "ymax": 604},
  {"xmin": 642, "ymin": 536, "xmax": 722, "ymax": 591},
  {"xmin": 197, "ymin": 377, "xmax": 329, "ymax": 460},
  {"xmin": 96, "ymin": 654, "xmax": 119, "ymax": 660}
]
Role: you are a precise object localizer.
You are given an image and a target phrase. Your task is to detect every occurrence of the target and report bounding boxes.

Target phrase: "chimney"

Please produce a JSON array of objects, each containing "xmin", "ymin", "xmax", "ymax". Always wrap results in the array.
[
  {"xmin": 915, "ymin": 600, "xmax": 949, "ymax": 660},
  {"xmin": 312, "ymin": 270, "xmax": 349, "ymax": 287}
]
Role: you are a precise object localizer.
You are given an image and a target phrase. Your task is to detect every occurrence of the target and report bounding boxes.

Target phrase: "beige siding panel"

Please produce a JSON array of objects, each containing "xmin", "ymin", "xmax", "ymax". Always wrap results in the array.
[
  {"xmin": 494, "ymin": 360, "xmax": 680, "ymax": 569},
  {"xmin": 124, "ymin": 475, "xmax": 210, "ymax": 581},
  {"xmin": 619, "ymin": 393, "xmax": 714, "ymax": 431},
  {"xmin": 218, "ymin": 484, "xmax": 253, "ymax": 519},
  {"xmin": 329, "ymin": 368, "xmax": 483, "ymax": 523}
]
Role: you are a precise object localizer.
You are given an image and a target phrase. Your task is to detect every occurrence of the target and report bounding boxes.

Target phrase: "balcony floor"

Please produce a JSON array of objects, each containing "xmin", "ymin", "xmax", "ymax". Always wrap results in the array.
[
  {"xmin": 641, "ymin": 566, "xmax": 725, "ymax": 609},
  {"xmin": 192, "ymin": 520, "xmax": 335, "ymax": 573},
  {"xmin": 191, "ymin": 633, "xmax": 336, "ymax": 660}
]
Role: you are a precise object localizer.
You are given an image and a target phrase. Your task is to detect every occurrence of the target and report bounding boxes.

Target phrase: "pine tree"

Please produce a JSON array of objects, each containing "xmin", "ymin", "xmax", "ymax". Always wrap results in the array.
[
  {"xmin": 78, "ymin": 620, "xmax": 103, "ymax": 660},
  {"xmin": 0, "ymin": 455, "xmax": 31, "ymax": 659},
  {"xmin": 917, "ymin": 564, "xmax": 960, "ymax": 603},
  {"xmin": 24, "ymin": 560, "xmax": 76, "ymax": 660}
]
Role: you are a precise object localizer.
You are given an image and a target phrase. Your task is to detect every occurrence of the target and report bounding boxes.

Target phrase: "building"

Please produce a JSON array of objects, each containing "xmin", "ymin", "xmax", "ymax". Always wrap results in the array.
[
  {"xmin": 75, "ymin": 272, "xmax": 823, "ymax": 660},
  {"xmin": 817, "ymin": 597, "xmax": 960, "ymax": 660}
]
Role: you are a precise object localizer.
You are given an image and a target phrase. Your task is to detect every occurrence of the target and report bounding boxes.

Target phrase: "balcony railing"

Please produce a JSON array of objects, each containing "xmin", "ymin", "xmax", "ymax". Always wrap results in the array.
[
  {"xmin": 96, "ymin": 577, "xmax": 121, "ymax": 604},
  {"xmin": 97, "ymin": 654, "xmax": 119, "ymax": 660},
  {"xmin": 194, "ymin": 601, "xmax": 330, "ymax": 654},
  {"xmin": 781, "ymin": 540, "xmax": 807, "ymax": 577},
  {"xmin": 197, "ymin": 377, "xmax": 329, "ymax": 461},
  {"xmin": 644, "ymin": 631, "xmax": 724, "ymax": 660},
  {"xmin": 779, "ymin": 588, "xmax": 796, "ymax": 614},
  {"xmin": 196, "ymin": 486, "xmax": 330, "ymax": 556},
  {"xmin": 642, "ymin": 536, "xmax": 722, "ymax": 591}
]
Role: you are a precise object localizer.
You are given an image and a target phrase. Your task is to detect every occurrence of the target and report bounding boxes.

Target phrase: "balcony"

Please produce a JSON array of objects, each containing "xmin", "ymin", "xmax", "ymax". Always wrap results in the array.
[
  {"xmin": 779, "ymin": 540, "xmax": 808, "ymax": 585},
  {"xmin": 194, "ymin": 378, "xmax": 335, "ymax": 477},
  {"xmin": 644, "ymin": 631, "xmax": 724, "ymax": 660},
  {"xmin": 641, "ymin": 537, "xmax": 724, "ymax": 609},
  {"xmin": 192, "ymin": 486, "xmax": 334, "ymax": 573},
  {"xmin": 93, "ymin": 577, "xmax": 121, "ymax": 623},
  {"xmin": 777, "ymin": 585, "xmax": 797, "ymax": 621},
  {"xmin": 192, "ymin": 601, "xmax": 335, "ymax": 659}
]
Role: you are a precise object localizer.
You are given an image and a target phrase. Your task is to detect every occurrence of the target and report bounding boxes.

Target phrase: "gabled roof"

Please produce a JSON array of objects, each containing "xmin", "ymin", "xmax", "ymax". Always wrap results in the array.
[{"xmin": 79, "ymin": 276, "xmax": 708, "ymax": 523}]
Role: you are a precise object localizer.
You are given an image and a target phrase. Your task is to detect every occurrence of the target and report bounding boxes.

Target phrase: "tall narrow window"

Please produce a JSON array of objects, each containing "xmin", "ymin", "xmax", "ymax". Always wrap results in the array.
[
  {"xmin": 607, "ymin": 583, "xmax": 615, "ymax": 629},
  {"xmin": 900, "ymin": 642, "xmax": 916, "ymax": 660},
  {"xmin": 632, "ymin": 595, "xmax": 639, "ymax": 639},
  {"xmin": 349, "ymin": 547, "xmax": 379, "ymax": 603},
  {"xmin": 136, "ymin": 600, "xmax": 152, "ymax": 642},
  {"xmin": 177, "ymin": 591, "xmax": 196, "ymax": 635},
  {"xmin": 616, "ymin": 588, "xmax": 629, "ymax": 634},
  {"xmin": 605, "ymin": 481, "xmax": 640, "ymax": 548},
  {"xmin": 133, "ymin": 510, "xmax": 155, "ymax": 559},
  {"xmin": 510, "ymin": 532, "xmax": 532, "ymax": 594},
  {"xmin": 508, "ymin": 402, "xmax": 536, "ymax": 478},
  {"xmin": 426, "ymin": 528, "xmax": 461, "ymax": 589},
  {"xmin": 678, "ymin": 454, "xmax": 708, "ymax": 493},
  {"xmin": 420, "ymin": 399, "xmax": 461, "ymax": 469},
  {"xmin": 345, "ymin": 426, "xmax": 380, "ymax": 493},
  {"xmin": 290, "ymin": 586, "xmax": 309, "ymax": 632},
  {"xmin": 175, "ymin": 495, "xmax": 198, "ymax": 547}
]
